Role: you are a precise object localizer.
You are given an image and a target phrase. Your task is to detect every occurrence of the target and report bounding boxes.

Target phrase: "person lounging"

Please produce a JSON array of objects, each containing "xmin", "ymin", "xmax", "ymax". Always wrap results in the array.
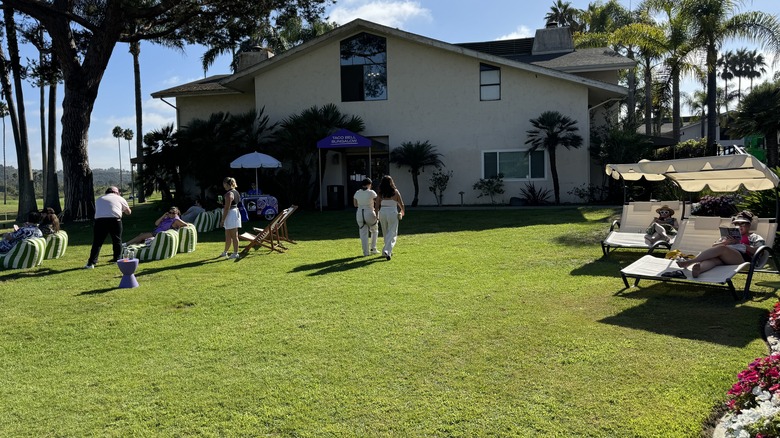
[
  {"xmin": 0, "ymin": 211, "xmax": 43, "ymax": 254},
  {"xmin": 125, "ymin": 207, "xmax": 188, "ymax": 245},
  {"xmin": 644, "ymin": 204, "xmax": 679, "ymax": 245},
  {"xmin": 676, "ymin": 210, "xmax": 764, "ymax": 278}
]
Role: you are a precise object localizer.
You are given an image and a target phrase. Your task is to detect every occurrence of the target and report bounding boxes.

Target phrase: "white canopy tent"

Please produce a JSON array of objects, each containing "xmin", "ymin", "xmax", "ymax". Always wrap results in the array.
[{"xmin": 606, "ymin": 154, "xmax": 780, "ymax": 192}]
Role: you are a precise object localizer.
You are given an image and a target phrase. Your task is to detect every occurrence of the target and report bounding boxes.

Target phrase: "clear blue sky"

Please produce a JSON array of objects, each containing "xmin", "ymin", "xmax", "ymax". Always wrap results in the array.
[{"xmin": 6, "ymin": 0, "xmax": 780, "ymax": 171}]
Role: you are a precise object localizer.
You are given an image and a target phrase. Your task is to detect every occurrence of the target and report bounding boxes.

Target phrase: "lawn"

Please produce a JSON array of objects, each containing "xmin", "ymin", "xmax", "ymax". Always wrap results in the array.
[{"xmin": 0, "ymin": 202, "xmax": 777, "ymax": 436}]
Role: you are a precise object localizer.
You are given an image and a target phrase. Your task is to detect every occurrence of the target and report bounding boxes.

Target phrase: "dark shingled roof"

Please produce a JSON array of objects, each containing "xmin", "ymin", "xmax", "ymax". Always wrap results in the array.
[
  {"xmin": 151, "ymin": 74, "xmax": 235, "ymax": 98},
  {"xmin": 455, "ymin": 40, "xmax": 633, "ymax": 72}
]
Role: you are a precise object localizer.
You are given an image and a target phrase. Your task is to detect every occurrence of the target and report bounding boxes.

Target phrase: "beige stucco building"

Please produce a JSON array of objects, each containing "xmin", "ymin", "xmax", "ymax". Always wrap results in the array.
[{"xmin": 152, "ymin": 19, "xmax": 634, "ymax": 206}]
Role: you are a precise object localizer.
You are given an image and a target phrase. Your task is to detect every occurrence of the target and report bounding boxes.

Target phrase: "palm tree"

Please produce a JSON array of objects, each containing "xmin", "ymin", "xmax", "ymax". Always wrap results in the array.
[
  {"xmin": 680, "ymin": 0, "xmax": 780, "ymax": 155},
  {"xmin": 0, "ymin": 101, "xmax": 7, "ymax": 205},
  {"xmin": 730, "ymin": 81, "xmax": 780, "ymax": 167},
  {"xmin": 745, "ymin": 49, "xmax": 767, "ymax": 91},
  {"xmin": 389, "ymin": 141, "xmax": 444, "ymax": 207},
  {"xmin": 525, "ymin": 111, "xmax": 583, "ymax": 205},
  {"xmin": 123, "ymin": 129, "xmax": 134, "ymax": 204},
  {"xmin": 717, "ymin": 51, "xmax": 735, "ymax": 113},
  {"xmin": 112, "ymin": 126, "xmax": 124, "ymax": 190},
  {"xmin": 545, "ymin": 0, "xmax": 582, "ymax": 31}
]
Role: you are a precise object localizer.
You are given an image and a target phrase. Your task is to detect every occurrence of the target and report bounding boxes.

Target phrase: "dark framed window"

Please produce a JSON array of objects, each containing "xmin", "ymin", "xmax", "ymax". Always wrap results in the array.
[
  {"xmin": 483, "ymin": 150, "xmax": 545, "ymax": 179},
  {"xmin": 340, "ymin": 33, "xmax": 387, "ymax": 102},
  {"xmin": 480, "ymin": 63, "xmax": 500, "ymax": 101}
]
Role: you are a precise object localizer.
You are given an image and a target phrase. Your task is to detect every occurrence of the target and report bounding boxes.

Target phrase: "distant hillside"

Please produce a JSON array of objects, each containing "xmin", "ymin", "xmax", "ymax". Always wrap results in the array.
[{"xmin": 0, "ymin": 165, "xmax": 132, "ymax": 195}]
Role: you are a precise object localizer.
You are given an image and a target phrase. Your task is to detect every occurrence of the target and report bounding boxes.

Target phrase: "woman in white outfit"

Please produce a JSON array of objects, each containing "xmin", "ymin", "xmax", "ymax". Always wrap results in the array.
[
  {"xmin": 375, "ymin": 175, "xmax": 405, "ymax": 260},
  {"xmin": 353, "ymin": 178, "xmax": 379, "ymax": 256},
  {"xmin": 220, "ymin": 177, "xmax": 242, "ymax": 259}
]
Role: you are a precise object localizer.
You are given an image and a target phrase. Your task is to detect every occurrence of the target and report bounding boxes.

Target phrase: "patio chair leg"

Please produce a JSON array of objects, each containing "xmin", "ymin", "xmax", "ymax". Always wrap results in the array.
[{"xmin": 621, "ymin": 274, "xmax": 629, "ymax": 288}]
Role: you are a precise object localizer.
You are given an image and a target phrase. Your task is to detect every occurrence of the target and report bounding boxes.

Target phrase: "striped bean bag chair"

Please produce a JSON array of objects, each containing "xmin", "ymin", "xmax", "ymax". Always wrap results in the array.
[
  {"xmin": 177, "ymin": 224, "xmax": 197, "ymax": 253},
  {"xmin": 44, "ymin": 230, "xmax": 68, "ymax": 259},
  {"xmin": 193, "ymin": 210, "xmax": 215, "ymax": 233},
  {"xmin": 131, "ymin": 230, "xmax": 179, "ymax": 262},
  {"xmin": 211, "ymin": 209, "xmax": 223, "ymax": 229},
  {"xmin": 0, "ymin": 237, "xmax": 46, "ymax": 269}
]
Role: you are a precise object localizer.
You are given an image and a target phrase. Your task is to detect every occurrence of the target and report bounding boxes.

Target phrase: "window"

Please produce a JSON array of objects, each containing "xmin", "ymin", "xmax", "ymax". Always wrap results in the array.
[
  {"xmin": 483, "ymin": 150, "xmax": 545, "ymax": 179},
  {"xmin": 480, "ymin": 63, "xmax": 500, "ymax": 101},
  {"xmin": 340, "ymin": 33, "xmax": 387, "ymax": 102}
]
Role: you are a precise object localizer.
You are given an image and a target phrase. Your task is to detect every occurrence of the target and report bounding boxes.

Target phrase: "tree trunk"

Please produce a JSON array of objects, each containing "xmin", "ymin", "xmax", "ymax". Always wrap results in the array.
[
  {"xmin": 60, "ymin": 77, "xmax": 97, "ymax": 221},
  {"xmin": 131, "ymin": 41, "xmax": 145, "ymax": 203},
  {"xmin": 644, "ymin": 56, "xmax": 651, "ymax": 136},
  {"xmin": 626, "ymin": 49, "xmax": 636, "ymax": 127},
  {"xmin": 411, "ymin": 170, "xmax": 420, "ymax": 207},
  {"xmin": 39, "ymin": 36, "xmax": 47, "ymax": 197},
  {"xmin": 706, "ymin": 45, "xmax": 718, "ymax": 156},
  {"xmin": 672, "ymin": 70, "xmax": 681, "ymax": 143},
  {"xmin": 3, "ymin": 6, "xmax": 36, "ymax": 220},
  {"xmin": 45, "ymin": 80, "xmax": 61, "ymax": 213},
  {"xmin": 549, "ymin": 147, "xmax": 560, "ymax": 205}
]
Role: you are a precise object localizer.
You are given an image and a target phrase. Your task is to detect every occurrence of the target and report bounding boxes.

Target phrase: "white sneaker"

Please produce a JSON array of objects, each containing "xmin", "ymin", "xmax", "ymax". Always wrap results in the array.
[
  {"xmin": 219, "ymin": 252, "xmax": 228, "ymax": 258},
  {"xmin": 228, "ymin": 253, "xmax": 240, "ymax": 259},
  {"xmin": 84, "ymin": 264, "xmax": 95, "ymax": 269},
  {"xmin": 369, "ymin": 249, "xmax": 379, "ymax": 255}
]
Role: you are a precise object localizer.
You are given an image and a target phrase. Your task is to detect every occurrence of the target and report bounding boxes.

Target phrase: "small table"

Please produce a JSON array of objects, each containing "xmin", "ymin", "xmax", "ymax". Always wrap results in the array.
[{"xmin": 117, "ymin": 258, "xmax": 139, "ymax": 288}]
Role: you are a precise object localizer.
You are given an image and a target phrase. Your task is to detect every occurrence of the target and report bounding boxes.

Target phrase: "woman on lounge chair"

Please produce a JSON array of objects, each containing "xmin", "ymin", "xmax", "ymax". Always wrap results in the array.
[
  {"xmin": 644, "ymin": 205, "xmax": 679, "ymax": 245},
  {"xmin": 676, "ymin": 210, "xmax": 764, "ymax": 278},
  {"xmin": 0, "ymin": 211, "xmax": 43, "ymax": 254},
  {"xmin": 126, "ymin": 207, "xmax": 187, "ymax": 245}
]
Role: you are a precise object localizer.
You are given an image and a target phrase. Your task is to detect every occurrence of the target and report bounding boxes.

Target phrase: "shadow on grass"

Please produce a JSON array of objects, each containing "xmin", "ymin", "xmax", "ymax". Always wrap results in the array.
[
  {"xmin": 601, "ymin": 284, "xmax": 766, "ymax": 347},
  {"xmin": 289, "ymin": 255, "xmax": 386, "ymax": 276},
  {"xmin": 570, "ymin": 252, "xmax": 646, "ymax": 278}
]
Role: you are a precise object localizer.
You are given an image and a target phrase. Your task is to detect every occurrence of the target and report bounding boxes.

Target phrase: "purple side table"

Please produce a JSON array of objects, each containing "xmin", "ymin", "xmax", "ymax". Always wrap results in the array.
[{"xmin": 117, "ymin": 258, "xmax": 139, "ymax": 288}]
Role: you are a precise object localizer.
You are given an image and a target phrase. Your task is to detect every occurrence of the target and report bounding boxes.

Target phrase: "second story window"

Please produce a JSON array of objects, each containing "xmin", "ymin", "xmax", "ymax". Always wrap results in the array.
[
  {"xmin": 480, "ymin": 63, "xmax": 500, "ymax": 101},
  {"xmin": 341, "ymin": 33, "xmax": 387, "ymax": 102}
]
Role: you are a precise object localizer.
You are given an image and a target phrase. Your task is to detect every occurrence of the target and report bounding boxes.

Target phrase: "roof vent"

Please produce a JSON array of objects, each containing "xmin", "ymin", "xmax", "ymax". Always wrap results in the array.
[{"xmin": 237, "ymin": 47, "xmax": 274, "ymax": 71}]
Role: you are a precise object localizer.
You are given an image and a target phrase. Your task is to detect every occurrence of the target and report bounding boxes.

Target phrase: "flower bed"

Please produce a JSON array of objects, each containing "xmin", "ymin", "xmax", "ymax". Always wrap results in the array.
[{"xmin": 720, "ymin": 303, "xmax": 780, "ymax": 437}]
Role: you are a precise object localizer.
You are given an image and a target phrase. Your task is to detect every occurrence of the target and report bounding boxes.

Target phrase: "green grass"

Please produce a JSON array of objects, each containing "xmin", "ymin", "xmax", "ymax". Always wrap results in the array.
[{"xmin": 0, "ymin": 202, "xmax": 777, "ymax": 436}]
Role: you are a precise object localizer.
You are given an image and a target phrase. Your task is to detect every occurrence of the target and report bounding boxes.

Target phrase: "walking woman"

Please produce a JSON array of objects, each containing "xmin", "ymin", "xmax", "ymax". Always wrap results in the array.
[
  {"xmin": 220, "ymin": 177, "xmax": 242, "ymax": 259},
  {"xmin": 375, "ymin": 175, "xmax": 405, "ymax": 260},
  {"xmin": 353, "ymin": 177, "xmax": 378, "ymax": 256}
]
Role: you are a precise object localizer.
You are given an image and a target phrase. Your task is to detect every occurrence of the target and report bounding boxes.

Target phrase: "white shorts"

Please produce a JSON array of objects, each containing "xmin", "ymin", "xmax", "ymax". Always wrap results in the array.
[{"xmin": 223, "ymin": 208, "xmax": 242, "ymax": 230}]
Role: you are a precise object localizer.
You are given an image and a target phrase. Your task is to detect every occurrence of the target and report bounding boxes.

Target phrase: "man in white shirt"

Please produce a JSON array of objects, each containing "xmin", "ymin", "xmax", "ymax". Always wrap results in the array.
[{"xmin": 85, "ymin": 186, "xmax": 131, "ymax": 268}]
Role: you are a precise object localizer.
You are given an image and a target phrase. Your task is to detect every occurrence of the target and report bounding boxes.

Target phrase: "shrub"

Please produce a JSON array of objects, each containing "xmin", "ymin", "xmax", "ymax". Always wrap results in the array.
[
  {"xmin": 473, "ymin": 174, "xmax": 504, "ymax": 204},
  {"xmin": 428, "ymin": 169, "xmax": 453, "ymax": 206},
  {"xmin": 691, "ymin": 194, "xmax": 741, "ymax": 217},
  {"xmin": 520, "ymin": 182, "xmax": 552, "ymax": 205},
  {"xmin": 567, "ymin": 183, "xmax": 610, "ymax": 203}
]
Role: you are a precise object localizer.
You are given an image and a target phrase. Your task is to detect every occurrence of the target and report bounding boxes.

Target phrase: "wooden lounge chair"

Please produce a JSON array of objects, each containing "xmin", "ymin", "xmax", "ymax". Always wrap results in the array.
[
  {"xmin": 601, "ymin": 201, "xmax": 686, "ymax": 255},
  {"xmin": 619, "ymin": 216, "xmax": 778, "ymax": 299},
  {"xmin": 239, "ymin": 205, "xmax": 298, "ymax": 255}
]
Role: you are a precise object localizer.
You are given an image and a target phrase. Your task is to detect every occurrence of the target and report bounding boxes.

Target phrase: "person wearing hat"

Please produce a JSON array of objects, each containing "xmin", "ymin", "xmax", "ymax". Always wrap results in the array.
[
  {"xmin": 677, "ymin": 210, "xmax": 765, "ymax": 278},
  {"xmin": 85, "ymin": 186, "xmax": 131, "ymax": 268},
  {"xmin": 644, "ymin": 204, "xmax": 679, "ymax": 245},
  {"xmin": 353, "ymin": 177, "xmax": 379, "ymax": 256}
]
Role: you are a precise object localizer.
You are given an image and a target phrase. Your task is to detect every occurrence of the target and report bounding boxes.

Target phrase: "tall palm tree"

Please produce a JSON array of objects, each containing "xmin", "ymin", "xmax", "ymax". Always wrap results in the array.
[
  {"xmin": 745, "ymin": 49, "xmax": 767, "ymax": 91},
  {"xmin": 683, "ymin": 89, "xmax": 708, "ymax": 138},
  {"xmin": 681, "ymin": 0, "xmax": 780, "ymax": 155},
  {"xmin": 730, "ymin": 81, "xmax": 780, "ymax": 167},
  {"xmin": 732, "ymin": 47, "xmax": 750, "ymax": 103},
  {"xmin": 389, "ymin": 141, "xmax": 444, "ymax": 207},
  {"xmin": 717, "ymin": 50, "xmax": 735, "ymax": 113},
  {"xmin": 123, "ymin": 129, "xmax": 134, "ymax": 204},
  {"xmin": 112, "ymin": 126, "xmax": 124, "ymax": 190},
  {"xmin": 0, "ymin": 101, "xmax": 7, "ymax": 205},
  {"xmin": 524, "ymin": 111, "xmax": 583, "ymax": 205}
]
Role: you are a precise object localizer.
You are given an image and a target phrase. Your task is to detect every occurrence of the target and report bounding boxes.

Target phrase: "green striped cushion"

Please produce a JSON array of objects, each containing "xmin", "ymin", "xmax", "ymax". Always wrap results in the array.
[
  {"xmin": 178, "ymin": 224, "xmax": 197, "ymax": 253},
  {"xmin": 1, "ymin": 237, "xmax": 46, "ymax": 269},
  {"xmin": 133, "ymin": 230, "xmax": 179, "ymax": 262},
  {"xmin": 211, "ymin": 209, "xmax": 223, "ymax": 229},
  {"xmin": 193, "ymin": 210, "xmax": 213, "ymax": 233},
  {"xmin": 44, "ymin": 230, "xmax": 68, "ymax": 259}
]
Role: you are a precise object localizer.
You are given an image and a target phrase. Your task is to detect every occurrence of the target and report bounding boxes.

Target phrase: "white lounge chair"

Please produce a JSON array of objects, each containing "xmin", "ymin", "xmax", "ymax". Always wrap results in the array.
[
  {"xmin": 601, "ymin": 201, "xmax": 686, "ymax": 255},
  {"xmin": 619, "ymin": 216, "xmax": 777, "ymax": 299}
]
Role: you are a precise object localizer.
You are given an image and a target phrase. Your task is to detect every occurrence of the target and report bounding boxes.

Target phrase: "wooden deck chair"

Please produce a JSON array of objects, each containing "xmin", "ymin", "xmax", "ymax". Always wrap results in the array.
[
  {"xmin": 44, "ymin": 230, "xmax": 68, "ymax": 259},
  {"xmin": 620, "ymin": 216, "xmax": 778, "ymax": 299},
  {"xmin": 239, "ymin": 205, "xmax": 297, "ymax": 255},
  {"xmin": 0, "ymin": 237, "xmax": 46, "ymax": 270},
  {"xmin": 601, "ymin": 201, "xmax": 686, "ymax": 255}
]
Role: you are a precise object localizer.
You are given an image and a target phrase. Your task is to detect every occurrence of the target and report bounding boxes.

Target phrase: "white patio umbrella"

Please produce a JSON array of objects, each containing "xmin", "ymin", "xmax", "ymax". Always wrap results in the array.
[{"xmin": 229, "ymin": 151, "xmax": 282, "ymax": 190}]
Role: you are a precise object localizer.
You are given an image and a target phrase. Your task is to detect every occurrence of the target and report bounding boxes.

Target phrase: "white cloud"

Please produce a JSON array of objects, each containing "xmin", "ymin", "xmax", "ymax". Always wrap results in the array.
[
  {"xmin": 496, "ymin": 25, "xmax": 534, "ymax": 41},
  {"xmin": 329, "ymin": 1, "xmax": 432, "ymax": 28}
]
